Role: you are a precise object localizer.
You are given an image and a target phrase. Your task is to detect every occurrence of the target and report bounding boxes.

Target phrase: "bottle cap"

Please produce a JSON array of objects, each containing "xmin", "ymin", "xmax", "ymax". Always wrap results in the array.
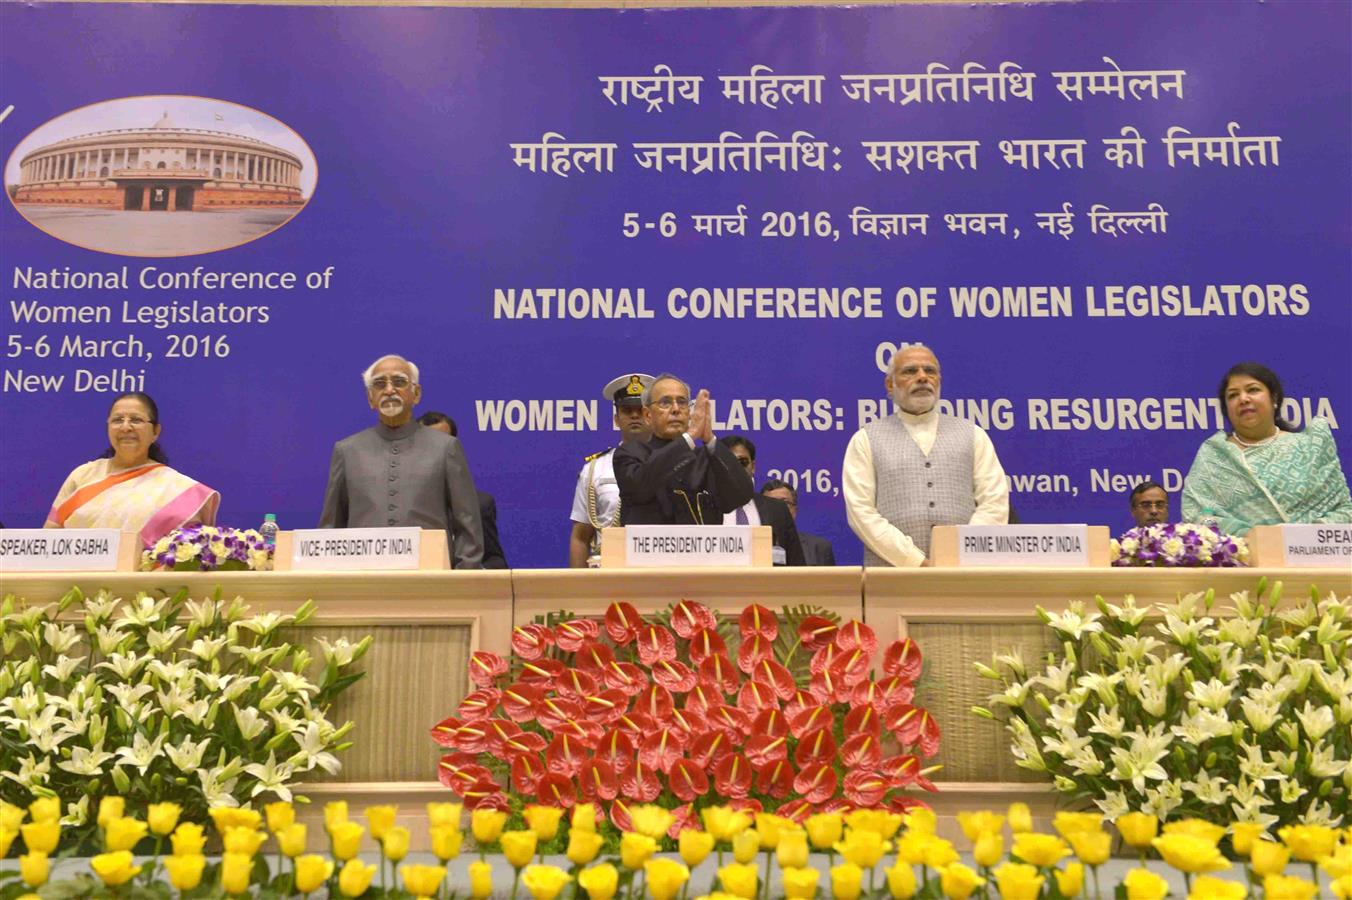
[{"xmin": 264, "ymin": 513, "xmax": 277, "ymax": 521}]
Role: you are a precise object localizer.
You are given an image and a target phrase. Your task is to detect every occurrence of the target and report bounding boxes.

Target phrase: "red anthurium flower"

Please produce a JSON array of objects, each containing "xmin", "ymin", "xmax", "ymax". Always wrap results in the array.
[
  {"xmin": 555, "ymin": 667, "xmax": 599, "ymax": 700},
  {"xmin": 554, "ymin": 718, "xmax": 604, "ymax": 749},
  {"xmin": 834, "ymin": 620, "xmax": 877, "ymax": 656},
  {"xmin": 736, "ymin": 679, "xmax": 776, "ymax": 715},
  {"xmin": 545, "ymin": 734, "xmax": 586, "ymax": 776},
  {"xmin": 755, "ymin": 758, "xmax": 796, "ymax": 798},
  {"xmin": 636, "ymin": 624, "xmax": 678, "ymax": 666},
  {"xmin": 437, "ymin": 757, "xmax": 477, "ymax": 791},
  {"xmin": 503, "ymin": 731, "xmax": 548, "ymax": 756},
  {"xmin": 501, "ymin": 683, "xmax": 544, "ymax": 723},
  {"xmin": 457, "ymin": 689, "xmax": 501, "ymax": 722},
  {"xmin": 829, "ymin": 647, "xmax": 871, "ymax": 687},
  {"xmin": 685, "ymin": 685, "xmax": 722, "ymax": 715},
  {"xmin": 843, "ymin": 769, "xmax": 889, "ymax": 807},
  {"xmin": 776, "ymin": 799, "xmax": 815, "ymax": 823},
  {"xmin": 511, "ymin": 623, "xmax": 554, "ymax": 661},
  {"xmin": 698, "ymin": 654, "xmax": 741, "ymax": 694},
  {"xmin": 843, "ymin": 705, "xmax": 883, "ymax": 739},
  {"xmin": 752, "ymin": 659, "xmax": 796, "ymax": 701},
  {"xmin": 887, "ymin": 705, "xmax": 940, "ymax": 756},
  {"xmin": 884, "ymin": 754, "xmax": 936, "ymax": 791},
  {"xmin": 621, "ymin": 759, "xmax": 662, "ymax": 802},
  {"xmin": 686, "ymin": 627, "xmax": 727, "ymax": 664},
  {"xmin": 793, "ymin": 728, "xmax": 837, "ymax": 767},
  {"xmin": 817, "ymin": 797, "xmax": 853, "ymax": 815},
  {"xmin": 596, "ymin": 730, "xmax": 635, "ymax": 774},
  {"xmin": 609, "ymin": 799, "xmax": 633, "ymax": 833},
  {"xmin": 555, "ymin": 618, "xmax": 600, "ymax": 653},
  {"xmin": 669, "ymin": 758, "xmax": 710, "ymax": 802},
  {"xmin": 883, "ymin": 638, "xmax": 923, "ymax": 680},
  {"xmin": 519, "ymin": 657, "xmax": 566, "ymax": 685},
  {"xmin": 739, "ymin": 604, "xmax": 778, "ymax": 640},
  {"xmin": 671, "ymin": 599, "xmax": 717, "ymax": 638},
  {"xmin": 667, "ymin": 803, "xmax": 699, "ymax": 838},
  {"xmin": 728, "ymin": 798, "xmax": 763, "ymax": 815},
  {"xmin": 511, "ymin": 753, "xmax": 544, "ymax": 795},
  {"xmin": 915, "ymin": 709, "xmax": 941, "ymax": 757},
  {"xmin": 840, "ymin": 732, "xmax": 883, "ymax": 769},
  {"xmin": 736, "ymin": 634, "xmax": 772, "ymax": 674},
  {"xmin": 708, "ymin": 704, "xmax": 751, "ymax": 737},
  {"xmin": 537, "ymin": 696, "xmax": 584, "ymax": 730},
  {"xmin": 792, "ymin": 763, "xmax": 838, "ymax": 804},
  {"xmin": 789, "ymin": 704, "xmax": 831, "ymax": 739},
  {"xmin": 713, "ymin": 753, "xmax": 753, "ymax": 799},
  {"xmin": 872, "ymin": 675, "xmax": 916, "ymax": 710},
  {"xmin": 808, "ymin": 668, "xmax": 850, "ymax": 704},
  {"xmin": 613, "ymin": 712, "xmax": 656, "ymax": 740},
  {"xmin": 887, "ymin": 795, "xmax": 933, "ymax": 815},
  {"xmin": 744, "ymin": 734, "xmax": 789, "ymax": 767},
  {"xmin": 574, "ymin": 640, "xmax": 615, "ymax": 675},
  {"xmin": 634, "ymin": 684, "xmax": 675, "ymax": 721},
  {"xmin": 652, "ymin": 659, "xmax": 697, "ymax": 693},
  {"xmin": 783, "ymin": 690, "xmax": 818, "ymax": 720},
  {"xmin": 604, "ymin": 602, "xmax": 643, "ymax": 645},
  {"xmin": 536, "ymin": 773, "xmax": 577, "ymax": 808},
  {"xmin": 668, "ymin": 707, "xmax": 708, "ymax": 739},
  {"xmin": 603, "ymin": 661, "xmax": 648, "ymax": 696},
  {"xmin": 809, "ymin": 643, "xmax": 839, "ymax": 675},
  {"xmin": 797, "ymin": 615, "xmax": 839, "ymax": 650},
  {"xmin": 751, "ymin": 708, "xmax": 790, "ymax": 739},
  {"xmin": 483, "ymin": 718, "xmax": 523, "ymax": 754},
  {"xmin": 638, "ymin": 728, "xmax": 686, "ymax": 773},
  {"xmin": 468, "ymin": 651, "xmax": 507, "ymax": 687},
  {"xmin": 578, "ymin": 759, "xmax": 619, "ymax": 802},
  {"xmin": 688, "ymin": 729, "xmax": 733, "ymax": 768},
  {"xmin": 452, "ymin": 722, "xmax": 491, "ymax": 753},
  {"xmin": 582, "ymin": 689, "xmax": 630, "ymax": 724},
  {"xmin": 430, "ymin": 715, "xmax": 462, "ymax": 747},
  {"xmin": 462, "ymin": 779, "xmax": 508, "ymax": 810}
]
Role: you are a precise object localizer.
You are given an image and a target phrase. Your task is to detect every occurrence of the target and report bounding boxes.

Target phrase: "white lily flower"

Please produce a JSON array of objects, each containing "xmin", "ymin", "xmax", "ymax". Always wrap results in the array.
[
  {"xmin": 1045, "ymin": 601, "xmax": 1103, "ymax": 640},
  {"xmin": 57, "ymin": 742, "xmax": 115, "ymax": 776},
  {"xmin": 274, "ymin": 671, "xmax": 317, "ymax": 697},
  {"xmin": 233, "ymin": 704, "xmax": 269, "ymax": 740},
  {"xmin": 236, "ymin": 612, "xmax": 293, "ymax": 636},
  {"xmin": 94, "ymin": 624, "xmax": 130, "ymax": 656},
  {"xmin": 1300, "ymin": 800, "xmax": 1337, "ymax": 826},
  {"xmin": 42, "ymin": 622, "xmax": 82, "ymax": 654},
  {"xmin": 186, "ymin": 635, "xmax": 229, "ymax": 662},
  {"xmin": 114, "ymin": 594, "xmax": 169, "ymax": 627},
  {"xmin": 179, "ymin": 699, "xmax": 209, "ymax": 726},
  {"xmin": 243, "ymin": 751, "xmax": 295, "ymax": 800},
  {"xmin": 41, "ymin": 655, "xmax": 86, "ymax": 683},
  {"xmin": 1093, "ymin": 790, "xmax": 1129, "ymax": 820},
  {"xmin": 183, "ymin": 598, "xmax": 218, "ymax": 629},
  {"xmin": 82, "ymin": 591, "xmax": 121, "ymax": 622},
  {"xmin": 1138, "ymin": 684, "xmax": 1168, "ymax": 718},
  {"xmin": 1294, "ymin": 701, "xmax": 1336, "ymax": 741},
  {"xmin": 1076, "ymin": 672, "xmax": 1122, "ymax": 706},
  {"xmin": 63, "ymin": 795, "xmax": 90, "ymax": 827},
  {"xmin": 1066, "ymin": 745, "xmax": 1106, "ymax": 777},
  {"xmin": 145, "ymin": 659, "xmax": 191, "ymax": 684},
  {"xmin": 1102, "ymin": 595, "xmax": 1150, "ymax": 627},
  {"xmin": 197, "ymin": 767, "xmax": 241, "ymax": 807},
  {"xmin": 1187, "ymin": 678, "xmax": 1234, "ymax": 712},
  {"xmin": 230, "ymin": 644, "xmax": 272, "ymax": 666},
  {"xmin": 991, "ymin": 682, "xmax": 1029, "ymax": 707},
  {"xmin": 1279, "ymin": 778, "xmax": 1308, "ymax": 803},
  {"xmin": 1217, "ymin": 616, "xmax": 1262, "ymax": 648},
  {"xmin": 1110, "ymin": 745, "xmax": 1169, "ymax": 792},
  {"xmin": 113, "ymin": 731, "xmax": 166, "ymax": 774},
  {"xmin": 1305, "ymin": 743, "xmax": 1349, "ymax": 779},
  {"xmin": 1238, "ymin": 745, "xmax": 1281, "ymax": 783},
  {"xmin": 1088, "ymin": 707, "xmax": 1125, "ymax": 740},
  {"xmin": 106, "ymin": 683, "xmax": 154, "ymax": 709},
  {"xmin": 0, "ymin": 754, "xmax": 51, "ymax": 789},
  {"xmin": 315, "ymin": 636, "xmax": 359, "ymax": 667},
  {"xmin": 98, "ymin": 652, "xmax": 147, "ymax": 681},
  {"xmin": 157, "ymin": 681, "xmax": 197, "ymax": 718},
  {"xmin": 146, "ymin": 625, "xmax": 185, "ymax": 653},
  {"xmin": 1182, "ymin": 769, "xmax": 1229, "ymax": 805},
  {"xmin": 1158, "ymin": 612, "xmax": 1210, "ymax": 648},
  {"xmin": 1172, "ymin": 708, "xmax": 1233, "ymax": 744},
  {"xmin": 287, "ymin": 721, "xmax": 341, "ymax": 774},
  {"xmin": 1141, "ymin": 781, "xmax": 1184, "ymax": 819},
  {"xmin": 164, "ymin": 735, "xmax": 212, "ymax": 772},
  {"xmin": 1269, "ymin": 747, "xmax": 1299, "ymax": 777}
]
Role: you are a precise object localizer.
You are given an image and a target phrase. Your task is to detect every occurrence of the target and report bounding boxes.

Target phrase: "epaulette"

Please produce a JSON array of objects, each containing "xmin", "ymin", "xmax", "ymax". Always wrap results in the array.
[{"xmin": 583, "ymin": 447, "xmax": 613, "ymax": 462}]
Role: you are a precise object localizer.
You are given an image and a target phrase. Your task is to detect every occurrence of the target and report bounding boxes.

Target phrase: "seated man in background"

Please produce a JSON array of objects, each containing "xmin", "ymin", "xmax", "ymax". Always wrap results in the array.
[
  {"xmin": 761, "ymin": 478, "xmax": 835, "ymax": 566},
  {"xmin": 1128, "ymin": 480, "xmax": 1170, "ymax": 529},
  {"xmin": 722, "ymin": 435, "xmax": 805, "ymax": 566},
  {"xmin": 419, "ymin": 411, "xmax": 507, "ymax": 569}
]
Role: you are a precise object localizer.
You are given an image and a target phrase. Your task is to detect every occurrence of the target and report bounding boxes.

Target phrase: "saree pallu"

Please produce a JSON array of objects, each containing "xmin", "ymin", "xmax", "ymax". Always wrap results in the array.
[{"xmin": 46, "ymin": 459, "xmax": 221, "ymax": 548}]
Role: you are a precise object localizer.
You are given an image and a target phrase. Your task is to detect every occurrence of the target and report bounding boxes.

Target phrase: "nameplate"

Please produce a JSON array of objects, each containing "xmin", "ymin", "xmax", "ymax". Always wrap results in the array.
[
  {"xmin": 1281, "ymin": 524, "xmax": 1352, "ymax": 567},
  {"xmin": 289, "ymin": 527, "xmax": 421, "ymax": 570},
  {"xmin": 624, "ymin": 525, "xmax": 754, "ymax": 567},
  {"xmin": 957, "ymin": 525, "xmax": 1091, "ymax": 567},
  {"xmin": 0, "ymin": 528, "xmax": 123, "ymax": 571}
]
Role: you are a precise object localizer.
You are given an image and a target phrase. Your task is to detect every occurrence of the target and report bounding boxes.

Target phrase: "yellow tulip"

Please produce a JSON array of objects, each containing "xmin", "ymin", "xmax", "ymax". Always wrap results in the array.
[
  {"xmin": 331, "ymin": 821, "xmax": 366, "ymax": 861},
  {"xmin": 701, "ymin": 806, "xmax": 751, "ymax": 843},
  {"xmin": 400, "ymin": 863, "xmax": 447, "ymax": 898},
  {"xmin": 956, "ymin": 810, "xmax": 1005, "ymax": 843},
  {"xmin": 90, "ymin": 850, "xmax": 142, "ymax": 887},
  {"xmin": 427, "ymin": 801, "xmax": 463, "ymax": 829},
  {"xmin": 1053, "ymin": 811, "xmax": 1103, "ymax": 838},
  {"xmin": 1188, "ymin": 875, "xmax": 1247, "ymax": 900},
  {"xmin": 718, "ymin": 862, "xmax": 758, "ymax": 899},
  {"xmin": 0, "ymin": 827, "xmax": 16, "ymax": 859},
  {"xmin": 163, "ymin": 854, "xmax": 206, "ymax": 891},
  {"xmin": 777, "ymin": 829, "xmax": 809, "ymax": 868},
  {"xmin": 1067, "ymin": 829, "xmax": 1112, "ymax": 866},
  {"xmin": 1055, "ymin": 862, "xmax": 1084, "ymax": 898},
  {"xmin": 630, "ymin": 805, "xmax": 675, "ymax": 841},
  {"xmin": 1279, "ymin": 824, "xmax": 1339, "ymax": 863},
  {"xmin": 644, "ymin": 858, "xmax": 689, "ymax": 900},
  {"xmin": 896, "ymin": 808, "xmax": 932, "ymax": 838},
  {"xmin": 939, "ymin": 863, "xmax": 983, "ymax": 900},
  {"xmin": 1231, "ymin": 822, "xmax": 1266, "ymax": 857},
  {"xmin": 265, "ymin": 800, "xmax": 295, "ymax": 833},
  {"xmin": 831, "ymin": 862, "xmax": 864, "ymax": 900},
  {"xmin": 804, "ymin": 812, "xmax": 843, "ymax": 850},
  {"xmin": 754, "ymin": 812, "xmax": 794, "ymax": 849},
  {"xmin": 781, "ymin": 866, "xmax": 820, "ymax": 899},
  {"xmin": 96, "ymin": 797, "xmax": 124, "ymax": 829},
  {"xmin": 1323, "ymin": 846, "xmax": 1352, "ymax": 880},
  {"xmin": 19, "ymin": 851, "xmax": 48, "ymax": 887},
  {"xmin": 525, "ymin": 805, "xmax": 566, "ymax": 842},
  {"xmin": 572, "ymin": 803, "xmax": 598, "ymax": 833},
  {"xmin": 1007, "ymin": 802, "xmax": 1033, "ymax": 834},
  {"xmin": 171, "ymin": 822, "xmax": 207, "ymax": 856},
  {"xmin": 522, "ymin": 864, "xmax": 572, "ymax": 900},
  {"xmin": 731, "ymin": 829, "xmax": 760, "ymax": 864},
  {"xmin": 835, "ymin": 828, "xmax": 891, "ymax": 868},
  {"xmin": 28, "ymin": 798, "xmax": 60, "ymax": 824},
  {"xmin": 922, "ymin": 836, "xmax": 960, "ymax": 869},
  {"xmin": 1012, "ymin": 832, "xmax": 1069, "ymax": 868},
  {"xmin": 366, "ymin": 804, "xmax": 398, "ymax": 841},
  {"xmin": 621, "ymin": 832, "xmax": 657, "ymax": 870},
  {"xmin": 578, "ymin": 863, "xmax": 618, "ymax": 900},
  {"xmin": 1163, "ymin": 819, "xmax": 1226, "ymax": 844},
  {"xmin": 1116, "ymin": 812, "xmax": 1159, "ymax": 849},
  {"xmin": 1333, "ymin": 874, "xmax": 1352, "ymax": 900},
  {"xmin": 324, "ymin": 800, "xmax": 349, "ymax": 834},
  {"xmin": 894, "ymin": 831, "xmax": 932, "ymax": 866},
  {"xmin": 1250, "ymin": 838, "xmax": 1291, "ymax": 877},
  {"xmin": 680, "ymin": 830, "xmax": 715, "ymax": 868},
  {"xmin": 104, "ymin": 817, "xmax": 148, "ymax": 852},
  {"xmin": 384, "ymin": 825, "xmax": 411, "ymax": 862},
  {"xmin": 295, "ymin": 855, "xmax": 335, "ymax": 895},
  {"xmin": 568, "ymin": 828, "xmax": 605, "ymax": 866},
  {"xmin": 0, "ymin": 802, "xmax": 26, "ymax": 831},
  {"xmin": 471, "ymin": 860, "xmax": 496, "ymax": 899},
  {"xmin": 472, "ymin": 808, "xmax": 509, "ymax": 845},
  {"xmin": 1122, "ymin": 868, "xmax": 1169, "ymax": 900},
  {"xmin": 221, "ymin": 852, "xmax": 253, "ymax": 895},
  {"xmin": 223, "ymin": 826, "xmax": 267, "ymax": 857},
  {"xmin": 503, "ymin": 829, "xmax": 539, "ymax": 868},
  {"xmin": 20, "ymin": 821, "xmax": 59, "ymax": 854},
  {"xmin": 432, "ymin": 824, "xmax": 464, "ymax": 863},
  {"xmin": 209, "ymin": 807, "xmax": 262, "ymax": 833},
  {"xmin": 147, "ymin": 802, "xmax": 181, "ymax": 837},
  {"xmin": 277, "ymin": 823, "xmax": 307, "ymax": 858},
  {"xmin": 993, "ymin": 863, "xmax": 1043, "ymax": 900},
  {"xmin": 1263, "ymin": 874, "xmax": 1318, "ymax": 899},
  {"xmin": 1151, "ymin": 834, "xmax": 1230, "ymax": 874},
  {"xmin": 338, "ymin": 859, "xmax": 378, "ymax": 898},
  {"xmin": 973, "ymin": 831, "xmax": 1004, "ymax": 868},
  {"xmin": 886, "ymin": 861, "xmax": 917, "ymax": 899}
]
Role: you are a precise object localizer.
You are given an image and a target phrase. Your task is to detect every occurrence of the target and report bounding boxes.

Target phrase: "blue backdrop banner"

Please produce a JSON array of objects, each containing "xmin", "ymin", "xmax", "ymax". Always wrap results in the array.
[{"xmin": 2, "ymin": 1, "xmax": 1349, "ymax": 566}]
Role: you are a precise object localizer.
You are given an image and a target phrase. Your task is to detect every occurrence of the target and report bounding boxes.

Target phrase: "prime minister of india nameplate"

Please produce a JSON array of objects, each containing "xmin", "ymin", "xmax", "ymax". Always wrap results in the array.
[
  {"xmin": 624, "ymin": 525, "xmax": 754, "ymax": 567},
  {"xmin": 0, "ymin": 528, "xmax": 123, "ymax": 571},
  {"xmin": 956, "ymin": 525, "xmax": 1092, "ymax": 567},
  {"xmin": 1281, "ymin": 524, "xmax": 1352, "ymax": 567},
  {"xmin": 288, "ymin": 527, "xmax": 422, "ymax": 570}
]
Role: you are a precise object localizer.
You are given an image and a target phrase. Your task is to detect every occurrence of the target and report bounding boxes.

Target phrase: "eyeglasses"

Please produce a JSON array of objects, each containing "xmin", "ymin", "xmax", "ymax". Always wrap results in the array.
[
  {"xmin": 369, "ymin": 376, "xmax": 412, "ymax": 391},
  {"xmin": 651, "ymin": 397, "xmax": 691, "ymax": 410},
  {"xmin": 1133, "ymin": 500, "xmax": 1168, "ymax": 510},
  {"xmin": 108, "ymin": 416, "xmax": 151, "ymax": 427}
]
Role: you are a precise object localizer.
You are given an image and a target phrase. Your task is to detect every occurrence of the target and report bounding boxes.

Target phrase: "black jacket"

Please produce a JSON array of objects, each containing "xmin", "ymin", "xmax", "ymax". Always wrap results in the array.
[{"xmin": 614, "ymin": 435, "xmax": 754, "ymax": 525}]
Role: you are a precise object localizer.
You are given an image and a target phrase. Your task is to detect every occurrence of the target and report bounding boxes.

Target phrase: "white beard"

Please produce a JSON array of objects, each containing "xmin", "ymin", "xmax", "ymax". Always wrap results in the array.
[{"xmin": 893, "ymin": 386, "xmax": 937, "ymax": 415}]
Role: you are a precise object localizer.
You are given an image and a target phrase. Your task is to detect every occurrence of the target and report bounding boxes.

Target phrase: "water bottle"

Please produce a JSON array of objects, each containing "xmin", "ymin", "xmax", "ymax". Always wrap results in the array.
[
  {"xmin": 1198, "ymin": 508, "xmax": 1220, "ymax": 533},
  {"xmin": 259, "ymin": 513, "xmax": 278, "ymax": 548}
]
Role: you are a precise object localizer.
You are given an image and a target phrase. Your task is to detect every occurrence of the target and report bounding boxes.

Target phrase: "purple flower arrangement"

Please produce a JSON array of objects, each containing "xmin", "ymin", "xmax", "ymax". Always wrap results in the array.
[
  {"xmin": 140, "ymin": 524, "xmax": 273, "ymax": 572},
  {"xmin": 1110, "ymin": 521, "xmax": 1250, "ymax": 567}
]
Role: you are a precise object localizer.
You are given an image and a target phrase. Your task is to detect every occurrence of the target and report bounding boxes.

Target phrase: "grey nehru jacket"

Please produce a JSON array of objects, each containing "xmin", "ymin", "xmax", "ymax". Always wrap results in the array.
[
  {"xmin": 861, "ymin": 413, "xmax": 975, "ymax": 564},
  {"xmin": 319, "ymin": 421, "xmax": 484, "ymax": 569}
]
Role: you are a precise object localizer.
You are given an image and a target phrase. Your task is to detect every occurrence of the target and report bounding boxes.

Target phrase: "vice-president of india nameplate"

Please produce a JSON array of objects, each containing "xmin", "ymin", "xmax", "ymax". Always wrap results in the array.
[
  {"xmin": 625, "ymin": 525, "xmax": 753, "ymax": 567},
  {"xmin": 289, "ymin": 527, "xmax": 422, "ymax": 570},
  {"xmin": 0, "ymin": 528, "xmax": 122, "ymax": 571},
  {"xmin": 957, "ymin": 525, "xmax": 1091, "ymax": 567}
]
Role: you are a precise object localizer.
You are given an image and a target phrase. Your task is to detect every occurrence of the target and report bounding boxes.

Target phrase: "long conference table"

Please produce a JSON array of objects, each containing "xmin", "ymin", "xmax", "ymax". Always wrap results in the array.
[{"xmin": 4, "ymin": 564, "xmax": 1349, "ymax": 844}]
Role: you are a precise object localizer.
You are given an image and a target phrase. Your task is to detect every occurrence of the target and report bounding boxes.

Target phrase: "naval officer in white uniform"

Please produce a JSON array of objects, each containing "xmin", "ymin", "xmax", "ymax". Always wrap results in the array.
[{"xmin": 568, "ymin": 373, "xmax": 653, "ymax": 567}]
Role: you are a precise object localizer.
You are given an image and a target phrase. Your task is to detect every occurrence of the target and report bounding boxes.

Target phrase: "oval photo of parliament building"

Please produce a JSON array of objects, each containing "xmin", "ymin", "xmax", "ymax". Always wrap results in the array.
[{"xmin": 6, "ymin": 96, "xmax": 316, "ymax": 257}]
